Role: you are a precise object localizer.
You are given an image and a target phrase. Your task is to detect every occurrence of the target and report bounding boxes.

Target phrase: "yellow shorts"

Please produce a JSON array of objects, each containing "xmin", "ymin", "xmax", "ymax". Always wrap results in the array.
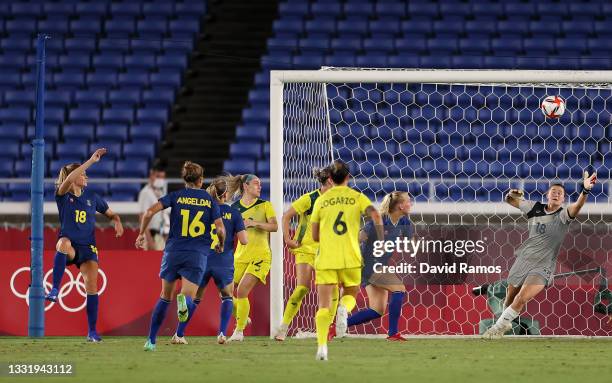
[
  {"xmin": 293, "ymin": 251, "xmax": 315, "ymax": 267},
  {"xmin": 315, "ymin": 267, "xmax": 361, "ymax": 287},
  {"xmin": 234, "ymin": 259, "xmax": 271, "ymax": 284}
]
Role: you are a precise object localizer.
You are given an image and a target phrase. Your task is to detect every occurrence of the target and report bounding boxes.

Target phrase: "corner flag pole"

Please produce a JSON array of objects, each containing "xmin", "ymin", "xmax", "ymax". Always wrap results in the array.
[{"xmin": 29, "ymin": 34, "xmax": 49, "ymax": 337}]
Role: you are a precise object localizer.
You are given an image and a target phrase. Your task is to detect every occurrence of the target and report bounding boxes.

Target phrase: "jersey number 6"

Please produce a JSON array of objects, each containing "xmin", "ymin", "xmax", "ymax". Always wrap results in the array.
[
  {"xmin": 180, "ymin": 209, "xmax": 206, "ymax": 238},
  {"xmin": 333, "ymin": 211, "xmax": 348, "ymax": 235}
]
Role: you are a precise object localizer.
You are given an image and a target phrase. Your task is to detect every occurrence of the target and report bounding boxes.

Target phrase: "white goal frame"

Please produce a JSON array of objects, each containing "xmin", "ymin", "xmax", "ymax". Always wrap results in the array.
[{"xmin": 268, "ymin": 69, "xmax": 612, "ymax": 337}]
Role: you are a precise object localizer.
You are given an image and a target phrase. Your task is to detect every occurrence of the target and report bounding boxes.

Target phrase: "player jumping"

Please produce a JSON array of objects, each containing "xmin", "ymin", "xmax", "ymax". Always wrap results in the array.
[
  {"xmin": 483, "ymin": 172, "xmax": 597, "ymax": 338},
  {"xmin": 310, "ymin": 160, "xmax": 383, "ymax": 360},
  {"xmin": 46, "ymin": 148, "xmax": 124, "ymax": 342},
  {"xmin": 137, "ymin": 161, "xmax": 225, "ymax": 351}
]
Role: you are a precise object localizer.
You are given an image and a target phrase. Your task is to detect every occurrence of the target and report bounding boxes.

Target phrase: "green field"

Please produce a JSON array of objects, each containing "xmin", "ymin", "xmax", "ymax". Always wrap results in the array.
[{"xmin": 1, "ymin": 336, "xmax": 611, "ymax": 383}]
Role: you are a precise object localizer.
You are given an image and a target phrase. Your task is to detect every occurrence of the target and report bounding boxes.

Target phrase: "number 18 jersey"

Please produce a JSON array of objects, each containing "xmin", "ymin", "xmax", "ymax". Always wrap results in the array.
[
  {"xmin": 159, "ymin": 188, "xmax": 221, "ymax": 254},
  {"xmin": 310, "ymin": 185, "xmax": 372, "ymax": 270}
]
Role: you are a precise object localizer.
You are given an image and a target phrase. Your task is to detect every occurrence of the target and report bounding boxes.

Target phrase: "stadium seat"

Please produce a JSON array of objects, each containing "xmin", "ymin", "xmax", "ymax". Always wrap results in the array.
[{"xmin": 115, "ymin": 159, "xmax": 148, "ymax": 177}]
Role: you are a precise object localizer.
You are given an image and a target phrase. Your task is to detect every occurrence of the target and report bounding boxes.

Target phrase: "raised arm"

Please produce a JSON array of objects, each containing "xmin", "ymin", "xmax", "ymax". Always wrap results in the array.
[
  {"xmin": 135, "ymin": 202, "xmax": 164, "ymax": 249},
  {"xmin": 282, "ymin": 206, "xmax": 300, "ymax": 249},
  {"xmin": 567, "ymin": 172, "xmax": 597, "ymax": 219},
  {"xmin": 505, "ymin": 189, "xmax": 523, "ymax": 209},
  {"xmin": 57, "ymin": 148, "xmax": 106, "ymax": 196}
]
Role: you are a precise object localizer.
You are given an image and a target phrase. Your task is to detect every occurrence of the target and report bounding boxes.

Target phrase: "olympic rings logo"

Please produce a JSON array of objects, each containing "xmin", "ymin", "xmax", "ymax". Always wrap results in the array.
[{"xmin": 10, "ymin": 267, "xmax": 107, "ymax": 312}]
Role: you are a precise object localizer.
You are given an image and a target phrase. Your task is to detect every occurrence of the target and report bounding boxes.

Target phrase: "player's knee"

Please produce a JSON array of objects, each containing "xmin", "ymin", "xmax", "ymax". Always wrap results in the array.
[{"xmin": 56, "ymin": 238, "xmax": 72, "ymax": 254}]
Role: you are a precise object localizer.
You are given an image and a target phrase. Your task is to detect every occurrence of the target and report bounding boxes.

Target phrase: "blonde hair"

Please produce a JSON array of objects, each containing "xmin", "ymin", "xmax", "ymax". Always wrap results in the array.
[
  {"xmin": 380, "ymin": 191, "xmax": 409, "ymax": 216},
  {"xmin": 207, "ymin": 176, "xmax": 228, "ymax": 202},
  {"xmin": 55, "ymin": 163, "xmax": 80, "ymax": 190},
  {"xmin": 182, "ymin": 161, "xmax": 204, "ymax": 185},
  {"xmin": 226, "ymin": 173, "xmax": 257, "ymax": 200}
]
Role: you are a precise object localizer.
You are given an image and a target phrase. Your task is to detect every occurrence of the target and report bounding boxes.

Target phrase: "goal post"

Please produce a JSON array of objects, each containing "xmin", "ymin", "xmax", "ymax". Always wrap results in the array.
[{"xmin": 269, "ymin": 69, "xmax": 612, "ymax": 338}]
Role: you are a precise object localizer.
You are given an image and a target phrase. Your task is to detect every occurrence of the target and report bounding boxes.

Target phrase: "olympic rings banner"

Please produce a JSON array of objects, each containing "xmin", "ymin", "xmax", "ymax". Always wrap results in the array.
[{"xmin": 1, "ymin": 251, "xmax": 270, "ymax": 336}]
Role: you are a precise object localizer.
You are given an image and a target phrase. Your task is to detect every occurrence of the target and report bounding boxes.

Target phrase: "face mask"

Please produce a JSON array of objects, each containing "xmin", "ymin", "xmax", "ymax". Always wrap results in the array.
[{"xmin": 153, "ymin": 178, "xmax": 165, "ymax": 189}]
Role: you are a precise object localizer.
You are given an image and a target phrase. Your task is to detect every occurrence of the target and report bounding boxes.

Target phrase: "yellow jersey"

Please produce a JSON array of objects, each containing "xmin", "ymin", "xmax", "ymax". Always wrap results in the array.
[
  {"xmin": 310, "ymin": 185, "xmax": 373, "ymax": 270},
  {"xmin": 290, "ymin": 189, "xmax": 322, "ymax": 256},
  {"xmin": 232, "ymin": 198, "xmax": 276, "ymax": 263}
]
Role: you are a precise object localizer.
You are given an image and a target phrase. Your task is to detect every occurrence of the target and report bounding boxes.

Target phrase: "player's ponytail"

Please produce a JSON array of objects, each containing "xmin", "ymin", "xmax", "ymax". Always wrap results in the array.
[
  {"xmin": 207, "ymin": 176, "xmax": 228, "ymax": 202},
  {"xmin": 380, "ymin": 191, "xmax": 409, "ymax": 217},
  {"xmin": 313, "ymin": 165, "xmax": 332, "ymax": 185},
  {"xmin": 330, "ymin": 160, "xmax": 350, "ymax": 184},
  {"xmin": 55, "ymin": 163, "xmax": 80, "ymax": 190},
  {"xmin": 182, "ymin": 161, "xmax": 204, "ymax": 185},
  {"xmin": 226, "ymin": 173, "xmax": 257, "ymax": 200}
]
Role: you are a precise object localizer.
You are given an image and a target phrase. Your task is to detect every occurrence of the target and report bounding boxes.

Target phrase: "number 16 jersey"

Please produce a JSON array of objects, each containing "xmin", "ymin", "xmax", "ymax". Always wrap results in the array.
[
  {"xmin": 159, "ymin": 188, "xmax": 221, "ymax": 254},
  {"xmin": 310, "ymin": 185, "xmax": 372, "ymax": 270}
]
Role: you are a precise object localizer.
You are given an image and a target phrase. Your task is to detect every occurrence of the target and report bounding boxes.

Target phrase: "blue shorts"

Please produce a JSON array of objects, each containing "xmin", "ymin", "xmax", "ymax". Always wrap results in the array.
[
  {"xmin": 200, "ymin": 265, "xmax": 234, "ymax": 289},
  {"xmin": 66, "ymin": 243, "xmax": 99, "ymax": 268},
  {"xmin": 159, "ymin": 251, "xmax": 207, "ymax": 285}
]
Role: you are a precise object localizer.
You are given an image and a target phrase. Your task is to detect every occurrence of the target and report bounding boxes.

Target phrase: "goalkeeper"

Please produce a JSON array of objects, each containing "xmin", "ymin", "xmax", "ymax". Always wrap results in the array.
[{"xmin": 483, "ymin": 172, "xmax": 597, "ymax": 338}]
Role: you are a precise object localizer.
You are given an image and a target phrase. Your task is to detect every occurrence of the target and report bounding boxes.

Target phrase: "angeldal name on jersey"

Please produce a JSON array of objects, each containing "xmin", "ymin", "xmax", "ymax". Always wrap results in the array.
[{"xmin": 176, "ymin": 197, "xmax": 212, "ymax": 207}]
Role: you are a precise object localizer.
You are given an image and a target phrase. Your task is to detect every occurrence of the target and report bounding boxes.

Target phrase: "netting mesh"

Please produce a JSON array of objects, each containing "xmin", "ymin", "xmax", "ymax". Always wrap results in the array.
[{"xmin": 281, "ymin": 75, "xmax": 612, "ymax": 336}]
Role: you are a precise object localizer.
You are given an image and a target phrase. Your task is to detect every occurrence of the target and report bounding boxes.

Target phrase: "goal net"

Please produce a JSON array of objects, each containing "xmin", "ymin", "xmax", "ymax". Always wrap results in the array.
[{"xmin": 269, "ymin": 69, "xmax": 612, "ymax": 337}]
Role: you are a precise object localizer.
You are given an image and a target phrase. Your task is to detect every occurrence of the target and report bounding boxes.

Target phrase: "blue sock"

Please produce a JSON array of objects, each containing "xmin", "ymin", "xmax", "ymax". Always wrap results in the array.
[
  {"xmin": 176, "ymin": 298, "xmax": 199, "ymax": 337},
  {"xmin": 347, "ymin": 308, "xmax": 381, "ymax": 327},
  {"xmin": 148, "ymin": 298, "xmax": 170, "ymax": 344},
  {"xmin": 86, "ymin": 294, "xmax": 99, "ymax": 333},
  {"xmin": 52, "ymin": 251, "xmax": 67, "ymax": 290},
  {"xmin": 219, "ymin": 297, "xmax": 233, "ymax": 335},
  {"xmin": 388, "ymin": 291, "xmax": 406, "ymax": 336}
]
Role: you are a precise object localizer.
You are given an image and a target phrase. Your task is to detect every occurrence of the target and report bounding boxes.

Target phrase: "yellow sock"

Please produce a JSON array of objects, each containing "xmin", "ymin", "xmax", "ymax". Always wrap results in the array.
[
  {"xmin": 282, "ymin": 285, "xmax": 309, "ymax": 325},
  {"xmin": 235, "ymin": 297, "xmax": 250, "ymax": 330},
  {"xmin": 340, "ymin": 294, "xmax": 357, "ymax": 312},
  {"xmin": 315, "ymin": 308, "xmax": 331, "ymax": 346},
  {"xmin": 329, "ymin": 285, "xmax": 340, "ymax": 321},
  {"xmin": 232, "ymin": 296, "xmax": 237, "ymax": 317}
]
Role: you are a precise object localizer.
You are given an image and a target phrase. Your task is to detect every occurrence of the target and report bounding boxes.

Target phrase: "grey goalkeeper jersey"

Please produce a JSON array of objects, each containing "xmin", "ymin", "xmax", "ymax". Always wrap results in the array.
[{"xmin": 515, "ymin": 200, "xmax": 573, "ymax": 266}]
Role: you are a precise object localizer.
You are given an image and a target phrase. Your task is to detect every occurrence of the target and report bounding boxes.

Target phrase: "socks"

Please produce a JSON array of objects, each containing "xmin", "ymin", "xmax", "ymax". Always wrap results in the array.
[
  {"xmin": 340, "ymin": 294, "xmax": 357, "ymax": 312},
  {"xmin": 52, "ymin": 251, "xmax": 67, "ymax": 290},
  {"xmin": 235, "ymin": 297, "xmax": 250, "ymax": 331},
  {"xmin": 148, "ymin": 298, "xmax": 170, "ymax": 344},
  {"xmin": 495, "ymin": 306, "xmax": 519, "ymax": 328},
  {"xmin": 315, "ymin": 308, "xmax": 331, "ymax": 346},
  {"xmin": 86, "ymin": 294, "xmax": 99, "ymax": 333},
  {"xmin": 388, "ymin": 291, "xmax": 406, "ymax": 336},
  {"xmin": 347, "ymin": 308, "xmax": 382, "ymax": 327},
  {"xmin": 176, "ymin": 298, "xmax": 200, "ymax": 337},
  {"xmin": 219, "ymin": 297, "xmax": 233, "ymax": 335},
  {"xmin": 329, "ymin": 285, "xmax": 339, "ymax": 320},
  {"xmin": 282, "ymin": 285, "xmax": 309, "ymax": 325}
]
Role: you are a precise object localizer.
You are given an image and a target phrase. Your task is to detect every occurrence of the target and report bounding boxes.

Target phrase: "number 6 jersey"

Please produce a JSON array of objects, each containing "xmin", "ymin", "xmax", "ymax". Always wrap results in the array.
[
  {"xmin": 310, "ymin": 185, "xmax": 373, "ymax": 270},
  {"xmin": 56, "ymin": 189, "xmax": 109, "ymax": 246},
  {"xmin": 159, "ymin": 188, "xmax": 221, "ymax": 254}
]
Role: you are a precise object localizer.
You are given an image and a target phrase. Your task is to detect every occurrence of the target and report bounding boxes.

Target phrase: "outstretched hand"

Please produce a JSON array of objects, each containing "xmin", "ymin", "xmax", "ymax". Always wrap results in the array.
[
  {"xmin": 90, "ymin": 148, "xmax": 107, "ymax": 162},
  {"xmin": 507, "ymin": 189, "xmax": 524, "ymax": 199},
  {"xmin": 583, "ymin": 171, "xmax": 597, "ymax": 191}
]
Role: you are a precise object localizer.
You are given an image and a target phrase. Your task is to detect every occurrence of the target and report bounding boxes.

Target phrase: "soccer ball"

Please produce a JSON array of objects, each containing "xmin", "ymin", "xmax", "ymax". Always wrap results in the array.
[{"xmin": 541, "ymin": 95, "xmax": 565, "ymax": 118}]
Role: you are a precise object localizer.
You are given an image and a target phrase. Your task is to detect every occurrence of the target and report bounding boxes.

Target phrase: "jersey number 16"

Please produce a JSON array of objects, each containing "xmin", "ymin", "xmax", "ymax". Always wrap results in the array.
[{"xmin": 180, "ymin": 209, "xmax": 206, "ymax": 237}]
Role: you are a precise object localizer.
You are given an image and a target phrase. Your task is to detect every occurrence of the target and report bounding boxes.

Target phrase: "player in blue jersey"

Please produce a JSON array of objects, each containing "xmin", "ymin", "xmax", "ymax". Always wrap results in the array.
[
  {"xmin": 331, "ymin": 191, "xmax": 411, "ymax": 341},
  {"xmin": 136, "ymin": 161, "xmax": 226, "ymax": 351},
  {"xmin": 171, "ymin": 175, "xmax": 248, "ymax": 345},
  {"xmin": 45, "ymin": 148, "xmax": 124, "ymax": 342}
]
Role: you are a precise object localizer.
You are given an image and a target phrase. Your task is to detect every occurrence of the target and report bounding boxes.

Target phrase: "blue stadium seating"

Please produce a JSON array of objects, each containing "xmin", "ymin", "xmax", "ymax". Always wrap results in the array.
[{"xmin": 0, "ymin": 0, "xmax": 206, "ymax": 201}]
